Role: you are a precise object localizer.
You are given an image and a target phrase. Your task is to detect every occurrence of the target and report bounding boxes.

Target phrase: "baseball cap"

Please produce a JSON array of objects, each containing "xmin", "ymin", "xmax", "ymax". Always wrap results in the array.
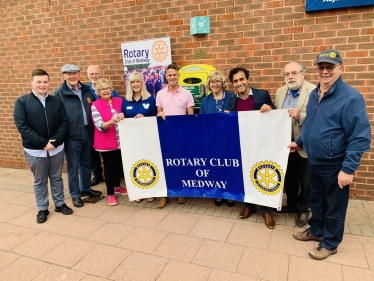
[
  {"xmin": 315, "ymin": 50, "xmax": 342, "ymax": 64},
  {"xmin": 61, "ymin": 64, "xmax": 81, "ymax": 73}
]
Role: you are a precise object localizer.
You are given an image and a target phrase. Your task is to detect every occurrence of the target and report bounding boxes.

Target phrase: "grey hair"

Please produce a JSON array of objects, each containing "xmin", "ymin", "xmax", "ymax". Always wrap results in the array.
[{"xmin": 283, "ymin": 61, "xmax": 306, "ymax": 74}]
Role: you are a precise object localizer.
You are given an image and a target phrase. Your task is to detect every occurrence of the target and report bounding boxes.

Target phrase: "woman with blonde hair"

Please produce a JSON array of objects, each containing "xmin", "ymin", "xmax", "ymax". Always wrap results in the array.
[
  {"xmin": 122, "ymin": 72, "xmax": 157, "ymax": 202},
  {"xmin": 199, "ymin": 70, "xmax": 233, "ymax": 114},
  {"xmin": 199, "ymin": 70, "xmax": 234, "ymax": 207},
  {"xmin": 91, "ymin": 78, "xmax": 127, "ymax": 206}
]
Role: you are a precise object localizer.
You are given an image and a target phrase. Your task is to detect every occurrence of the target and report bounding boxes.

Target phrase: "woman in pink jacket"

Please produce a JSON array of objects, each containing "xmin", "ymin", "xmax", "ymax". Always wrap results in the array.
[{"xmin": 91, "ymin": 78, "xmax": 127, "ymax": 206}]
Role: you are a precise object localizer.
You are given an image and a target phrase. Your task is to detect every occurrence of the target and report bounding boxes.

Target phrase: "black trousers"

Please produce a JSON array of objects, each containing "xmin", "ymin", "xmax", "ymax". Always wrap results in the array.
[
  {"xmin": 91, "ymin": 148, "xmax": 103, "ymax": 179},
  {"xmin": 284, "ymin": 152, "xmax": 310, "ymax": 213},
  {"xmin": 100, "ymin": 149, "xmax": 121, "ymax": 196}
]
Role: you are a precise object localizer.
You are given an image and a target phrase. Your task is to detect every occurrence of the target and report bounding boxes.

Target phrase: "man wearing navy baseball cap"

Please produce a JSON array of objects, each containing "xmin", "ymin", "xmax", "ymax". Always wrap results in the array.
[
  {"xmin": 53, "ymin": 64, "xmax": 102, "ymax": 208},
  {"xmin": 288, "ymin": 50, "xmax": 371, "ymax": 260}
]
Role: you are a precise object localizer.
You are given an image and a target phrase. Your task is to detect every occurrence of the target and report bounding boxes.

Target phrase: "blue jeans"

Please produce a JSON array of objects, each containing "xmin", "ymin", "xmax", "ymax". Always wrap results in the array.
[
  {"xmin": 64, "ymin": 128, "xmax": 92, "ymax": 198},
  {"xmin": 308, "ymin": 163, "xmax": 349, "ymax": 251}
]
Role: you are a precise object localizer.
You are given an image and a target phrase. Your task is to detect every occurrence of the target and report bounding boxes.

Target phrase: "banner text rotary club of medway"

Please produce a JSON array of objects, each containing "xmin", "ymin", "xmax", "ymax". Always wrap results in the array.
[{"xmin": 119, "ymin": 110, "xmax": 292, "ymax": 210}]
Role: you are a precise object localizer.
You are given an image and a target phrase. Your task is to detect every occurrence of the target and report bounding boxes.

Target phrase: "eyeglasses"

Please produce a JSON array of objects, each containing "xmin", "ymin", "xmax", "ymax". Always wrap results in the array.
[
  {"xmin": 98, "ymin": 87, "xmax": 110, "ymax": 92},
  {"xmin": 210, "ymin": 80, "xmax": 222, "ymax": 85},
  {"xmin": 316, "ymin": 64, "xmax": 340, "ymax": 73},
  {"xmin": 283, "ymin": 71, "xmax": 301, "ymax": 77}
]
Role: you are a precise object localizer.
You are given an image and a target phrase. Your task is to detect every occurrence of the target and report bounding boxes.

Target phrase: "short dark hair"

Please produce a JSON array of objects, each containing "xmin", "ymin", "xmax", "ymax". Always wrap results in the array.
[
  {"xmin": 31, "ymin": 69, "xmax": 49, "ymax": 79},
  {"xmin": 166, "ymin": 64, "xmax": 179, "ymax": 72},
  {"xmin": 228, "ymin": 67, "xmax": 249, "ymax": 83}
]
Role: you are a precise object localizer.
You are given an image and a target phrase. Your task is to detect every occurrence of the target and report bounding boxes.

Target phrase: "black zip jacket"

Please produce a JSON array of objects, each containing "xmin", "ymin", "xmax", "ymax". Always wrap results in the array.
[{"xmin": 13, "ymin": 92, "xmax": 69, "ymax": 150}]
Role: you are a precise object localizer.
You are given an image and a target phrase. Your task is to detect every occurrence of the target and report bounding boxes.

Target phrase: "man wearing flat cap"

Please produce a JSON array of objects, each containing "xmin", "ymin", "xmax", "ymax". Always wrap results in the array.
[
  {"xmin": 288, "ymin": 50, "xmax": 371, "ymax": 260},
  {"xmin": 54, "ymin": 64, "xmax": 102, "ymax": 208}
]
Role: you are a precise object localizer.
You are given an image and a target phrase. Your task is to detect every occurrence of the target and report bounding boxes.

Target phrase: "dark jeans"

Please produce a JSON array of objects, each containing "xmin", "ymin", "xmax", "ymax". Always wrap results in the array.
[
  {"xmin": 91, "ymin": 148, "xmax": 103, "ymax": 179},
  {"xmin": 64, "ymin": 128, "xmax": 92, "ymax": 198},
  {"xmin": 101, "ymin": 149, "xmax": 121, "ymax": 196},
  {"xmin": 307, "ymin": 163, "xmax": 349, "ymax": 251},
  {"xmin": 284, "ymin": 152, "xmax": 310, "ymax": 213}
]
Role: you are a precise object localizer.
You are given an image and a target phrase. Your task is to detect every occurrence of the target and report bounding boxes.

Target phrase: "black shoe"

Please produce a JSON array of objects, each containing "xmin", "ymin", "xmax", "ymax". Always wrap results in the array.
[
  {"xmin": 81, "ymin": 189, "xmax": 102, "ymax": 198},
  {"xmin": 55, "ymin": 203, "xmax": 73, "ymax": 215},
  {"xmin": 36, "ymin": 209, "xmax": 49, "ymax": 224},
  {"xmin": 277, "ymin": 205, "xmax": 298, "ymax": 213},
  {"xmin": 72, "ymin": 197, "xmax": 84, "ymax": 208},
  {"xmin": 215, "ymin": 199, "xmax": 223, "ymax": 206},
  {"xmin": 91, "ymin": 177, "xmax": 104, "ymax": 186},
  {"xmin": 226, "ymin": 200, "xmax": 235, "ymax": 207}
]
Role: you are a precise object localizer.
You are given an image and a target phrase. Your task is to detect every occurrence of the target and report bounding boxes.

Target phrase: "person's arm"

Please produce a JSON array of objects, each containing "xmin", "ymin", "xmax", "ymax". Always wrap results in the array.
[
  {"xmin": 49, "ymin": 99, "xmax": 69, "ymax": 148},
  {"xmin": 260, "ymin": 91, "xmax": 275, "ymax": 113},
  {"xmin": 187, "ymin": 107, "xmax": 194, "ymax": 115},
  {"xmin": 91, "ymin": 104, "xmax": 121, "ymax": 131},
  {"xmin": 157, "ymin": 106, "xmax": 166, "ymax": 119}
]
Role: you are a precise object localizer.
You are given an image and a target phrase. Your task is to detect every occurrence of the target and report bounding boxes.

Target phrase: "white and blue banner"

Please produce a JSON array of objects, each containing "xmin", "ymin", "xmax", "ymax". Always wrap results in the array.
[
  {"xmin": 119, "ymin": 110, "xmax": 291, "ymax": 209},
  {"xmin": 306, "ymin": 0, "xmax": 374, "ymax": 12}
]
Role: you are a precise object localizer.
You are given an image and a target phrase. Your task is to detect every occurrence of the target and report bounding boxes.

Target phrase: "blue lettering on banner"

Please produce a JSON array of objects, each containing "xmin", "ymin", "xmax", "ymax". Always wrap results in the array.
[
  {"xmin": 306, "ymin": 0, "xmax": 374, "ymax": 12},
  {"xmin": 157, "ymin": 113, "xmax": 245, "ymax": 201},
  {"xmin": 123, "ymin": 49, "xmax": 149, "ymax": 59}
]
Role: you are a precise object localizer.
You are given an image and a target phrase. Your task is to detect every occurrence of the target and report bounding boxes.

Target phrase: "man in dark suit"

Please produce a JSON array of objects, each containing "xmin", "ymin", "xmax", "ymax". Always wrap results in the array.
[{"xmin": 228, "ymin": 66, "xmax": 275, "ymax": 229}]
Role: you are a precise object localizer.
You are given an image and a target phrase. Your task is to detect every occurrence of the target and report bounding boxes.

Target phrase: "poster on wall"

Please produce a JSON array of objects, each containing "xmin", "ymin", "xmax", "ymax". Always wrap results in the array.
[
  {"xmin": 306, "ymin": 0, "xmax": 374, "ymax": 12},
  {"xmin": 121, "ymin": 37, "xmax": 172, "ymax": 97}
]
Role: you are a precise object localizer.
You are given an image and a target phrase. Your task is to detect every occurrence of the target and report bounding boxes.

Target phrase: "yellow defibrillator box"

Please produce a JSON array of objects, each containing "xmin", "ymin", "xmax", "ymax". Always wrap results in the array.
[{"xmin": 178, "ymin": 64, "xmax": 216, "ymax": 109}]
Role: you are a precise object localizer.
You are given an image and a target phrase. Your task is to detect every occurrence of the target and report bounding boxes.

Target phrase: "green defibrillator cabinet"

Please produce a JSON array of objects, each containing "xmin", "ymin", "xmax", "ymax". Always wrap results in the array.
[{"xmin": 178, "ymin": 64, "xmax": 216, "ymax": 111}]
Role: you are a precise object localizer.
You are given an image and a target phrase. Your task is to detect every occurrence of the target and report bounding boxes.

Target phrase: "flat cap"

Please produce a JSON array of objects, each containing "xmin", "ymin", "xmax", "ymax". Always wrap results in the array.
[
  {"xmin": 315, "ymin": 50, "xmax": 342, "ymax": 65},
  {"xmin": 61, "ymin": 64, "xmax": 81, "ymax": 73}
]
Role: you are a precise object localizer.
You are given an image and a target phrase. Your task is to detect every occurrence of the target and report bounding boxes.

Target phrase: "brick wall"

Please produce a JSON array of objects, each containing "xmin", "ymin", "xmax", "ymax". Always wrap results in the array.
[{"xmin": 1, "ymin": 0, "xmax": 373, "ymax": 199}]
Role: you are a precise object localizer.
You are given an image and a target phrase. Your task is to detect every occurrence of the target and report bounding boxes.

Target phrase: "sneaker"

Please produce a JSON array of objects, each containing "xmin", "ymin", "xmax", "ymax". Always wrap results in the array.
[
  {"xmin": 114, "ymin": 187, "xmax": 128, "ymax": 196},
  {"xmin": 36, "ymin": 209, "xmax": 49, "ymax": 224},
  {"xmin": 293, "ymin": 229, "xmax": 323, "ymax": 242},
  {"xmin": 55, "ymin": 203, "xmax": 73, "ymax": 215},
  {"xmin": 309, "ymin": 244, "xmax": 337, "ymax": 260},
  {"xmin": 108, "ymin": 195, "xmax": 118, "ymax": 206}
]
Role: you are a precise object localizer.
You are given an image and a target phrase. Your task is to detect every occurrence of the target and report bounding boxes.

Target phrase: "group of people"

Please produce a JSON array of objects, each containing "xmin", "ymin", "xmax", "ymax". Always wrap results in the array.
[{"xmin": 14, "ymin": 49, "xmax": 371, "ymax": 261}]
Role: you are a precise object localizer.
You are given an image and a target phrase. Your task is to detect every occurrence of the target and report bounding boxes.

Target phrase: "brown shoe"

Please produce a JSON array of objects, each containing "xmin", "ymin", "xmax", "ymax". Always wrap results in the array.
[
  {"xmin": 177, "ymin": 197, "xmax": 186, "ymax": 204},
  {"xmin": 309, "ymin": 244, "xmax": 337, "ymax": 260},
  {"xmin": 239, "ymin": 207, "xmax": 257, "ymax": 219},
  {"xmin": 157, "ymin": 197, "xmax": 169, "ymax": 209},
  {"xmin": 293, "ymin": 229, "xmax": 323, "ymax": 242},
  {"xmin": 296, "ymin": 213, "xmax": 309, "ymax": 227},
  {"xmin": 263, "ymin": 213, "xmax": 275, "ymax": 229}
]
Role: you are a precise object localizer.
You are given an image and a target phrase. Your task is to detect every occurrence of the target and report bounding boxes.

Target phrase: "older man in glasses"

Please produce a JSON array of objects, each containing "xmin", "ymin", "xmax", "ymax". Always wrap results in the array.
[
  {"xmin": 54, "ymin": 64, "xmax": 102, "ymax": 208},
  {"xmin": 288, "ymin": 50, "xmax": 371, "ymax": 260},
  {"xmin": 274, "ymin": 61, "xmax": 315, "ymax": 227}
]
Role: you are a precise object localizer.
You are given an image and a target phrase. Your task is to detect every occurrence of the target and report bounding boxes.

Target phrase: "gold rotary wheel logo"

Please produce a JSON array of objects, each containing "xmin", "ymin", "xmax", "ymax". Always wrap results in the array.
[
  {"xmin": 250, "ymin": 161, "xmax": 284, "ymax": 196},
  {"xmin": 329, "ymin": 52, "xmax": 336, "ymax": 58},
  {"xmin": 151, "ymin": 40, "xmax": 169, "ymax": 62},
  {"xmin": 130, "ymin": 160, "xmax": 159, "ymax": 189}
]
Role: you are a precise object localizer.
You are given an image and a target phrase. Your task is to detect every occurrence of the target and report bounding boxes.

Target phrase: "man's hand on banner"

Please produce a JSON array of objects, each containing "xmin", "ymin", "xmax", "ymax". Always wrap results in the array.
[
  {"xmin": 287, "ymin": 142, "xmax": 300, "ymax": 153},
  {"xmin": 288, "ymin": 108, "xmax": 301, "ymax": 121},
  {"xmin": 260, "ymin": 104, "xmax": 272, "ymax": 113},
  {"xmin": 157, "ymin": 111, "xmax": 166, "ymax": 120}
]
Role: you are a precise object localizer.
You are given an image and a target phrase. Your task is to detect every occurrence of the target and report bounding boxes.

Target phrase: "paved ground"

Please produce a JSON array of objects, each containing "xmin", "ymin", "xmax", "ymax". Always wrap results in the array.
[{"xmin": 0, "ymin": 167, "xmax": 373, "ymax": 281}]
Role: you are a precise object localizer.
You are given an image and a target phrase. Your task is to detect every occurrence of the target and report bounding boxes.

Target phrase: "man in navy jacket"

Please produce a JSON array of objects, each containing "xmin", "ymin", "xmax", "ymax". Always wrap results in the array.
[{"xmin": 289, "ymin": 50, "xmax": 371, "ymax": 260}]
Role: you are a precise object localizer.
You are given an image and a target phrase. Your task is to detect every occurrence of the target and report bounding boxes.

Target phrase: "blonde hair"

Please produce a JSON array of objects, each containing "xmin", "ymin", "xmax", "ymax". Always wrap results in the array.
[
  {"xmin": 125, "ymin": 72, "xmax": 151, "ymax": 101},
  {"xmin": 95, "ymin": 78, "xmax": 113, "ymax": 96},
  {"xmin": 205, "ymin": 70, "xmax": 228, "ymax": 92}
]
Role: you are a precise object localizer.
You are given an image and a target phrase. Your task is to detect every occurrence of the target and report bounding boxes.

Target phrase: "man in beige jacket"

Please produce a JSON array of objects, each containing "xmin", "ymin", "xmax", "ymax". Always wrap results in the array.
[{"xmin": 275, "ymin": 61, "xmax": 316, "ymax": 227}]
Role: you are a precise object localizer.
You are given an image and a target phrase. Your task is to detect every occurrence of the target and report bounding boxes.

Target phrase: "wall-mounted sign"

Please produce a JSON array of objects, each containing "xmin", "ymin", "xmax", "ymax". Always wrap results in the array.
[
  {"xmin": 306, "ymin": 0, "xmax": 374, "ymax": 12},
  {"xmin": 190, "ymin": 16, "xmax": 210, "ymax": 35},
  {"xmin": 121, "ymin": 37, "xmax": 172, "ymax": 96}
]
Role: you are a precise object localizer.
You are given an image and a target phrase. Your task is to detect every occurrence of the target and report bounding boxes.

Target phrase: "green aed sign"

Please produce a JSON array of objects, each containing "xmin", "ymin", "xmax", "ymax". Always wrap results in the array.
[{"xmin": 190, "ymin": 16, "xmax": 210, "ymax": 35}]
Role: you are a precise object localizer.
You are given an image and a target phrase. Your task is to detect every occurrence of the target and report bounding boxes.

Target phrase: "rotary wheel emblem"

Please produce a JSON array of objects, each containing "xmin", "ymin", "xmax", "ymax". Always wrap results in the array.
[
  {"xmin": 151, "ymin": 40, "xmax": 169, "ymax": 62},
  {"xmin": 250, "ymin": 161, "xmax": 284, "ymax": 196},
  {"xmin": 130, "ymin": 160, "xmax": 159, "ymax": 189}
]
